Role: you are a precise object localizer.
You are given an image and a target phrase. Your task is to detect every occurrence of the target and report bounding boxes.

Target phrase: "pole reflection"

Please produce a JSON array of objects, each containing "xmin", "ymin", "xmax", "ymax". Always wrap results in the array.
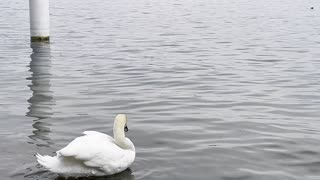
[{"xmin": 27, "ymin": 42, "xmax": 55, "ymax": 147}]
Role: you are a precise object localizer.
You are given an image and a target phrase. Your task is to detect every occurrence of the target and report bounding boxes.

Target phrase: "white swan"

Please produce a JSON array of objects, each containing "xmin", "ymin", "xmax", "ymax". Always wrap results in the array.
[{"xmin": 36, "ymin": 114, "xmax": 135, "ymax": 177}]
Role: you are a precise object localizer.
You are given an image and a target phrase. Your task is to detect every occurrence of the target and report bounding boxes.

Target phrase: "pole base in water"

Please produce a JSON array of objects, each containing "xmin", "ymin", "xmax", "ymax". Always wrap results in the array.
[{"xmin": 31, "ymin": 36, "xmax": 50, "ymax": 42}]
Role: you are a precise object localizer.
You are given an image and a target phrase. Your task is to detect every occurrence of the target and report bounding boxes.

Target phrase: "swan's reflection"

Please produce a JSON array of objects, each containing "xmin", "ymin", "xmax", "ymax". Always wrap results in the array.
[
  {"xmin": 55, "ymin": 168, "xmax": 135, "ymax": 180},
  {"xmin": 27, "ymin": 42, "xmax": 55, "ymax": 147}
]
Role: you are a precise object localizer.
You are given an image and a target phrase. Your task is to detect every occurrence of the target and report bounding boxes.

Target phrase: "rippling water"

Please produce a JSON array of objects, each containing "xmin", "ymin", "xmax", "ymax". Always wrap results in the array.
[{"xmin": 1, "ymin": 0, "xmax": 320, "ymax": 179}]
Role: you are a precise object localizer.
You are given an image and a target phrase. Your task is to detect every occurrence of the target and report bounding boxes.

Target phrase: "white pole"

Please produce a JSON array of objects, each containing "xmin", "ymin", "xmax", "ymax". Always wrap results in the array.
[{"xmin": 29, "ymin": 0, "xmax": 50, "ymax": 42}]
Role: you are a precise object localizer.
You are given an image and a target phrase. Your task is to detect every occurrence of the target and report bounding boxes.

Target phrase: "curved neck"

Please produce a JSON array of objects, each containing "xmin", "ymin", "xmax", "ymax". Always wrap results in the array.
[{"xmin": 113, "ymin": 120, "xmax": 127, "ymax": 149}]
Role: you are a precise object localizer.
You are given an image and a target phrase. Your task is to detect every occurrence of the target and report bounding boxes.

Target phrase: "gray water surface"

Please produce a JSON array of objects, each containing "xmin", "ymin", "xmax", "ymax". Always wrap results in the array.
[{"xmin": 1, "ymin": 0, "xmax": 320, "ymax": 180}]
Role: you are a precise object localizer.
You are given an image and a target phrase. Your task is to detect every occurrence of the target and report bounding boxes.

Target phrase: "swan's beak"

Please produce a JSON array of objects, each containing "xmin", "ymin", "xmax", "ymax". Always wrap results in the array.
[{"xmin": 124, "ymin": 125, "xmax": 129, "ymax": 132}]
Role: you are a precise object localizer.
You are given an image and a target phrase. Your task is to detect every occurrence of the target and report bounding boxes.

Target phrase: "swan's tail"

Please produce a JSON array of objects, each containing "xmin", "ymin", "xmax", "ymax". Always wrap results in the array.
[{"xmin": 36, "ymin": 153, "xmax": 59, "ymax": 171}]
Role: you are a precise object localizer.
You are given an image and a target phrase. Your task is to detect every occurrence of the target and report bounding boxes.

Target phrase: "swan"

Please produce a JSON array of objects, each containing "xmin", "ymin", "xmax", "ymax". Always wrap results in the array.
[{"xmin": 36, "ymin": 114, "xmax": 135, "ymax": 177}]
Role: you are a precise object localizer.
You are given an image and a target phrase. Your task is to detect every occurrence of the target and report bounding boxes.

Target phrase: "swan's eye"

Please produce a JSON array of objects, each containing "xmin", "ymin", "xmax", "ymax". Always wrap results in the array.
[{"xmin": 124, "ymin": 125, "xmax": 128, "ymax": 132}]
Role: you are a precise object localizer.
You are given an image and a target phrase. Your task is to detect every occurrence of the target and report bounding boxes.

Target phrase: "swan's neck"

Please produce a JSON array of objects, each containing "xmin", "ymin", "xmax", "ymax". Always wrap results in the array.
[{"xmin": 113, "ymin": 121, "xmax": 128, "ymax": 149}]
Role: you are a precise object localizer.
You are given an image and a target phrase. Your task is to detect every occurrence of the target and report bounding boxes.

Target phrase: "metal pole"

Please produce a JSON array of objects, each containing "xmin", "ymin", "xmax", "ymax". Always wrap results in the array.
[{"xmin": 29, "ymin": 0, "xmax": 50, "ymax": 42}]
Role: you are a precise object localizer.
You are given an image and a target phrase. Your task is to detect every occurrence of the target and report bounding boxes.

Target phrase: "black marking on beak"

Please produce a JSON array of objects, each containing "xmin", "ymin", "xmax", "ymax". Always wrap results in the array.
[{"xmin": 124, "ymin": 125, "xmax": 129, "ymax": 132}]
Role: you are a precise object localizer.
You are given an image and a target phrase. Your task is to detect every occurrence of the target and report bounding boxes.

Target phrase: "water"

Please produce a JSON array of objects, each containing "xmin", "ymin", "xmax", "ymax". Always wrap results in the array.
[{"xmin": 1, "ymin": 0, "xmax": 320, "ymax": 179}]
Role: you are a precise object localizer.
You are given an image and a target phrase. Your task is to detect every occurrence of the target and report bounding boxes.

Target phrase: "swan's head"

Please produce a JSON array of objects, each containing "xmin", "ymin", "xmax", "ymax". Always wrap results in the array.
[{"xmin": 115, "ymin": 114, "xmax": 129, "ymax": 132}]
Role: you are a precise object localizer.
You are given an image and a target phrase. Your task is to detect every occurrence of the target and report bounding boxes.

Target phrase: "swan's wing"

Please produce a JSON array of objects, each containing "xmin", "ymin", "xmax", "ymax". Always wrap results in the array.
[{"xmin": 57, "ymin": 132, "xmax": 127, "ymax": 170}]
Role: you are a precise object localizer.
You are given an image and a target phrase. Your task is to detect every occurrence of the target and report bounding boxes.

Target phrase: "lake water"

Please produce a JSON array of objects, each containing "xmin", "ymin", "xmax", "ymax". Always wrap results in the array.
[{"xmin": 1, "ymin": 0, "xmax": 320, "ymax": 179}]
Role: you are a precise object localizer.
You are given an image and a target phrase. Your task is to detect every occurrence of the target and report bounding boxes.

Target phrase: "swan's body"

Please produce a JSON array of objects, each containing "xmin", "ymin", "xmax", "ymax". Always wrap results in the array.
[{"xmin": 36, "ymin": 114, "xmax": 135, "ymax": 177}]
